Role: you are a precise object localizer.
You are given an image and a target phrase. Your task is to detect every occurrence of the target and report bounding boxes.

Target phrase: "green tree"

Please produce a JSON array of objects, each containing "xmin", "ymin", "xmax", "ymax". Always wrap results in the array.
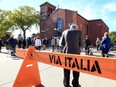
[
  {"xmin": 0, "ymin": 9, "xmax": 12, "ymax": 37},
  {"xmin": 10, "ymin": 6, "xmax": 40, "ymax": 39},
  {"xmin": 109, "ymin": 31, "xmax": 116, "ymax": 44}
]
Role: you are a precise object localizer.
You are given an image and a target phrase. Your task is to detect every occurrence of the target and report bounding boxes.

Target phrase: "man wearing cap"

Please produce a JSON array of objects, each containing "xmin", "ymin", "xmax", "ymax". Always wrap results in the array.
[{"xmin": 60, "ymin": 24, "xmax": 82, "ymax": 87}]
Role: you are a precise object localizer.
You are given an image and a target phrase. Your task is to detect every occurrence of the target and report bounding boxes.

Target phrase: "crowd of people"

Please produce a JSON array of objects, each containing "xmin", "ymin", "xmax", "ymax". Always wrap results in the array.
[
  {"xmin": 83, "ymin": 32, "xmax": 112, "ymax": 57},
  {"xmin": 0, "ymin": 31, "xmax": 113, "ymax": 58},
  {"xmin": 0, "ymin": 34, "xmax": 62, "ymax": 55}
]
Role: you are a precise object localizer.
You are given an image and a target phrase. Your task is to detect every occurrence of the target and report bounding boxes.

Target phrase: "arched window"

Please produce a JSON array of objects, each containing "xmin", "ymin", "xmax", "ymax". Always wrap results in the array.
[{"xmin": 57, "ymin": 19, "xmax": 63, "ymax": 31}]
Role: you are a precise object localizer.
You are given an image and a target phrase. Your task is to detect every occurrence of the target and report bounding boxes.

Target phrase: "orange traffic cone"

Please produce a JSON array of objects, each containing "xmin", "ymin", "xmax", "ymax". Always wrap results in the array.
[{"xmin": 13, "ymin": 46, "xmax": 41, "ymax": 87}]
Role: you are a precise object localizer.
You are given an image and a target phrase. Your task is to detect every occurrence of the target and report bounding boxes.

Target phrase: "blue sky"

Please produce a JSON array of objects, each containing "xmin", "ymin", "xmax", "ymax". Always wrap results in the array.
[{"xmin": 0, "ymin": 0, "xmax": 116, "ymax": 32}]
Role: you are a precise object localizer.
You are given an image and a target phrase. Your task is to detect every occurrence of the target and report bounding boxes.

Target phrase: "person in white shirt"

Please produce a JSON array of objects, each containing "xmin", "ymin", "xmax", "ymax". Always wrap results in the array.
[
  {"xmin": 35, "ymin": 36, "xmax": 42, "ymax": 51},
  {"xmin": 95, "ymin": 37, "xmax": 101, "ymax": 51},
  {"xmin": 59, "ymin": 37, "xmax": 63, "ymax": 52}
]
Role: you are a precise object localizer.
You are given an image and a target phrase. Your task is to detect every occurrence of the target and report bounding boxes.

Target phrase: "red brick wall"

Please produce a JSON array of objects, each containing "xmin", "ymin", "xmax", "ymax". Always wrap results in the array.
[
  {"xmin": 101, "ymin": 21, "xmax": 109, "ymax": 37},
  {"xmin": 40, "ymin": 18, "xmax": 54, "ymax": 39},
  {"xmin": 88, "ymin": 21, "xmax": 102, "ymax": 45},
  {"xmin": 65, "ymin": 9, "xmax": 76, "ymax": 29},
  {"xmin": 88, "ymin": 20, "xmax": 109, "ymax": 45},
  {"xmin": 77, "ymin": 14, "xmax": 88, "ymax": 40}
]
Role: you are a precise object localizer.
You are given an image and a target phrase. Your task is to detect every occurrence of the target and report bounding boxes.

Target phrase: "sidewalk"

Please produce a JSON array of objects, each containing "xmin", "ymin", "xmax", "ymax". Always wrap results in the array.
[{"xmin": 0, "ymin": 48, "xmax": 116, "ymax": 87}]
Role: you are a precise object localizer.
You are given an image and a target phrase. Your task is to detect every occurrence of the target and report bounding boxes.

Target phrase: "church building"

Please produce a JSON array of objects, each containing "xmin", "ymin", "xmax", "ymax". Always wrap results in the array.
[{"xmin": 40, "ymin": 2, "xmax": 109, "ymax": 45}]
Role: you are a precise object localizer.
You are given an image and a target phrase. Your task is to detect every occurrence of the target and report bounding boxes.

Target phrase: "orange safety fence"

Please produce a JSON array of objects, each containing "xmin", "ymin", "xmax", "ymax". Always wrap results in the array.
[{"xmin": 13, "ymin": 46, "xmax": 116, "ymax": 87}]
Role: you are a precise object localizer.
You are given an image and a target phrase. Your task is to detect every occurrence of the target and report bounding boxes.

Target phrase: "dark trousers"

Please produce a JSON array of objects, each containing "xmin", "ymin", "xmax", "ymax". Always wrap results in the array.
[
  {"xmin": 96, "ymin": 45, "xmax": 100, "ymax": 51},
  {"xmin": 102, "ymin": 50, "xmax": 109, "ymax": 57},
  {"xmin": 85, "ymin": 46, "xmax": 90, "ymax": 55},
  {"xmin": 63, "ymin": 69, "xmax": 80, "ymax": 87},
  {"xmin": 52, "ymin": 45, "xmax": 55, "ymax": 52}
]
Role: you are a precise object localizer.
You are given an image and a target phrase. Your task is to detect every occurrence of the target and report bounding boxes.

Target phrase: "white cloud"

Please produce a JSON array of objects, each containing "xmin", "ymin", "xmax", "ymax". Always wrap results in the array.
[
  {"xmin": 78, "ymin": 3, "xmax": 99, "ymax": 20},
  {"xmin": 78, "ymin": 2, "xmax": 116, "ymax": 20},
  {"xmin": 109, "ymin": 19, "xmax": 116, "ymax": 26},
  {"xmin": 56, "ymin": 0, "xmax": 77, "ymax": 11},
  {"xmin": 103, "ymin": 3, "xmax": 116, "ymax": 12},
  {"xmin": 80, "ymin": 6, "xmax": 97, "ymax": 19},
  {"xmin": 99, "ymin": 2, "xmax": 116, "ymax": 18}
]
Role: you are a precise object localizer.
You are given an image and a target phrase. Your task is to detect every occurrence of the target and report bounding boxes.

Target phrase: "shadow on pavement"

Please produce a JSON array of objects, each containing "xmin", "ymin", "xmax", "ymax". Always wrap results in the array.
[
  {"xmin": 0, "ymin": 51, "xmax": 8, "ymax": 54},
  {"xmin": 11, "ymin": 56, "xmax": 21, "ymax": 60}
]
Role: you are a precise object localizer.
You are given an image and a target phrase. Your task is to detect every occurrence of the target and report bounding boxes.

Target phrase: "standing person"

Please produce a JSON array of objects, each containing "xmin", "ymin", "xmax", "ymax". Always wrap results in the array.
[
  {"xmin": 0, "ymin": 38, "xmax": 2, "ymax": 52},
  {"xmin": 84, "ymin": 35, "xmax": 91, "ymax": 55},
  {"xmin": 59, "ymin": 37, "xmax": 63, "ymax": 53},
  {"xmin": 6, "ymin": 39, "xmax": 10, "ymax": 50},
  {"xmin": 22, "ymin": 38, "xmax": 26, "ymax": 49},
  {"xmin": 42, "ymin": 38, "xmax": 47, "ymax": 50},
  {"xmin": 95, "ymin": 37, "xmax": 101, "ymax": 51},
  {"xmin": 51, "ymin": 37, "xmax": 56, "ymax": 52},
  {"xmin": 56, "ymin": 37, "xmax": 60, "ymax": 52},
  {"xmin": 8, "ymin": 36, "xmax": 17, "ymax": 56},
  {"xmin": 18, "ymin": 39, "xmax": 22, "ymax": 48},
  {"xmin": 101, "ymin": 32, "xmax": 111, "ymax": 57},
  {"xmin": 35, "ymin": 36, "xmax": 42, "ymax": 51},
  {"xmin": 26, "ymin": 37, "xmax": 32, "ymax": 48},
  {"xmin": 60, "ymin": 24, "xmax": 82, "ymax": 87}
]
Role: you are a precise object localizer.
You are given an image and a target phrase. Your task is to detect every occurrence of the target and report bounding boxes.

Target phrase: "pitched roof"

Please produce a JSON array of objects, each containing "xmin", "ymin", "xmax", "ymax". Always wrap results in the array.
[
  {"xmin": 40, "ymin": 2, "xmax": 56, "ymax": 7},
  {"xmin": 88, "ymin": 19, "xmax": 109, "ymax": 28}
]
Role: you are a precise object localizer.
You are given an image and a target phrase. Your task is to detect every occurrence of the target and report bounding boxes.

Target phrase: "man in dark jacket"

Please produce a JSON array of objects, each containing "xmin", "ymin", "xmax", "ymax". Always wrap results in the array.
[
  {"xmin": 84, "ymin": 36, "xmax": 91, "ymax": 55},
  {"xmin": 26, "ymin": 37, "xmax": 32, "ymax": 48},
  {"xmin": 8, "ymin": 36, "xmax": 17, "ymax": 54},
  {"xmin": 60, "ymin": 24, "xmax": 82, "ymax": 87}
]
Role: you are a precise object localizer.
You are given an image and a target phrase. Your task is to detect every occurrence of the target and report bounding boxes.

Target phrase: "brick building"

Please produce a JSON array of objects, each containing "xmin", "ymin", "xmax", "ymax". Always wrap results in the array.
[{"xmin": 40, "ymin": 2, "xmax": 109, "ymax": 45}]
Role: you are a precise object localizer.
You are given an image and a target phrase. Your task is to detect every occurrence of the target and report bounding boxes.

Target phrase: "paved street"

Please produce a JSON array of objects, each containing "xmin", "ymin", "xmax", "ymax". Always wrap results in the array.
[{"xmin": 0, "ymin": 48, "xmax": 116, "ymax": 87}]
